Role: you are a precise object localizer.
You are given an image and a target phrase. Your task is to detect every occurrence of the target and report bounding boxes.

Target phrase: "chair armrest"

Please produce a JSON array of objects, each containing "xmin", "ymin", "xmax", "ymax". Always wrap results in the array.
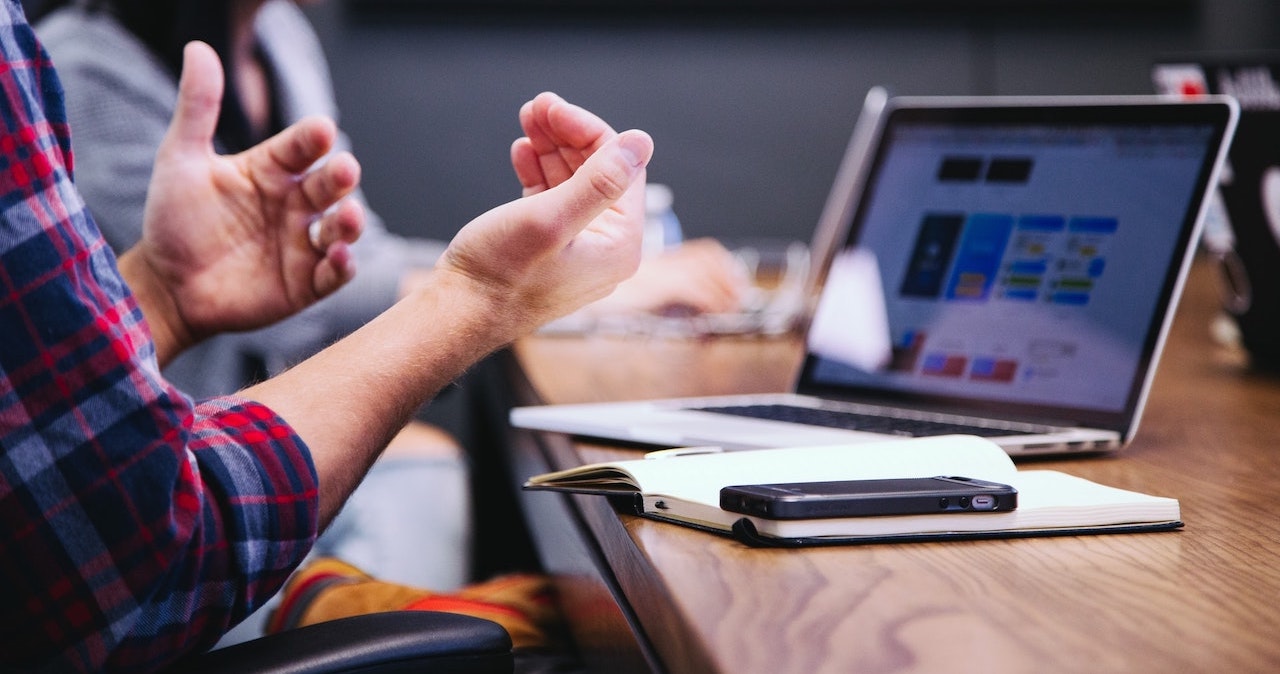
[{"xmin": 175, "ymin": 611, "xmax": 513, "ymax": 674}]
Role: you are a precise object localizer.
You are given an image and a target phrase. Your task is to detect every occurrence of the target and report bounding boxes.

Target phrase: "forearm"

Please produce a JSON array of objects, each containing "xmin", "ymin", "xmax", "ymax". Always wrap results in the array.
[
  {"xmin": 242, "ymin": 269, "xmax": 518, "ymax": 525},
  {"xmin": 244, "ymin": 109, "xmax": 651, "ymax": 525}
]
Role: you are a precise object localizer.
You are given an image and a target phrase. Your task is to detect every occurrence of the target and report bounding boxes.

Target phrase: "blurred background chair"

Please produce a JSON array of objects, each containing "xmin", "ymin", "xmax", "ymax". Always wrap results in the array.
[{"xmin": 175, "ymin": 611, "xmax": 513, "ymax": 674}]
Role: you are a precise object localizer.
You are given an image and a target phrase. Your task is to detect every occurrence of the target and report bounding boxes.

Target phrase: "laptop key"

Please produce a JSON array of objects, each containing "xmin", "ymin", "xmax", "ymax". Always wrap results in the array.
[{"xmin": 693, "ymin": 404, "xmax": 1038, "ymax": 438}]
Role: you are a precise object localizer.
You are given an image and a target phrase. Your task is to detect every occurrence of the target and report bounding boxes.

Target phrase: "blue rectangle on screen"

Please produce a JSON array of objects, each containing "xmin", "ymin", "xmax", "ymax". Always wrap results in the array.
[
  {"xmin": 1003, "ymin": 288, "xmax": 1038, "ymax": 301},
  {"xmin": 945, "ymin": 213, "xmax": 1014, "ymax": 301},
  {"xmin": 1008, "ymin": 260, "xmax": 1048, "ymax": 275},
  {"xmin": 1051, "ymin": 292, "xmax": 1091, "ymax": 306},
  {"xmin": 1068, "ymin": 216, "xmax": 1119, "ymax": 233},
  {"xmin": 1018, "ymin": 215, "xmax": 1065, "ymax": 231}
]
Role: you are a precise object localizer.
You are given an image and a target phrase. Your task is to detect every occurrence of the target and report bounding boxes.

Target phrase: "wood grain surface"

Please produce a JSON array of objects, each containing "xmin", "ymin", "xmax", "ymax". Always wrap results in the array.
[{"xmin": 512, "ymin": 257, "xmax": 1280, "ymax": 673}]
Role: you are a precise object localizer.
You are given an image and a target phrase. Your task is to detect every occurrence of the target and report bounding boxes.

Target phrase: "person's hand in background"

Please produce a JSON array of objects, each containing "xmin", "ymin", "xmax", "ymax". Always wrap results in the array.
[{"xmin": 584, "ymin": 237, "xmax": 750, "ymax": 317}]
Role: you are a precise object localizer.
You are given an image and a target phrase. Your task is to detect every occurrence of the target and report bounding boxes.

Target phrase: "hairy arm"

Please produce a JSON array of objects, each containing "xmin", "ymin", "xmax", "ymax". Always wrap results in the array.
[{"xmin": 248, "ymin": 98, "xmax": 653, "ymax": 523}]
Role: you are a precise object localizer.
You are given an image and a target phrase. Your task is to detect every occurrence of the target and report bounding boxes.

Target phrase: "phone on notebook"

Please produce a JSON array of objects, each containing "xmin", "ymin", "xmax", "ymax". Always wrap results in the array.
[{"xmin": 720, "ymin": 476, "xmax": 1018, "ymax": 520}]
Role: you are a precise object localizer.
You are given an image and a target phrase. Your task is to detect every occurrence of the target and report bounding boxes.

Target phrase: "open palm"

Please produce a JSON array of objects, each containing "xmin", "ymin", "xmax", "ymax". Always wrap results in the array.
[
  {"xmin": 437, "ymin": 93, "xmax": 652, "ymax": 333},
  {"xmin": 129, "ymin": 41, "xmax": 363, "ymax": 348}
]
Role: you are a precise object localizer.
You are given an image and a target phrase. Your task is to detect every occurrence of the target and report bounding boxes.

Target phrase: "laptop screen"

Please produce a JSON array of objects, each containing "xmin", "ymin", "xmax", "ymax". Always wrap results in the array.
[{"xmin": 799, "ymin": 99, "xmax": 1235, "ymax": 431}]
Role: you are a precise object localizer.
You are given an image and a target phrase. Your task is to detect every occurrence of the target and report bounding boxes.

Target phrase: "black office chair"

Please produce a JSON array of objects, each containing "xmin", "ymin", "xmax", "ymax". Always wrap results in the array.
[{"xmin": 174, "ymin": 611, "xmax": 513, "ymax": 674}]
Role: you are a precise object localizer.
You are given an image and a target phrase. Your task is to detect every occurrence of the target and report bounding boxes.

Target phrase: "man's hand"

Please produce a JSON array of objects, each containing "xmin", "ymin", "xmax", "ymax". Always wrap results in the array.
[
  {"xmin": 509, "ymin": 95, "xmax": 746, "ymax": 319},
  {"xmin": 245, "ymin": 93, "xmax": 651, "ymax": 522},
  {"xmin": 435, "ymin": 92, "xmax": 654, "ymax": 338},
  {"xmin": 119, "ymin": 41, "xmax": 363, "ymax": 365}
]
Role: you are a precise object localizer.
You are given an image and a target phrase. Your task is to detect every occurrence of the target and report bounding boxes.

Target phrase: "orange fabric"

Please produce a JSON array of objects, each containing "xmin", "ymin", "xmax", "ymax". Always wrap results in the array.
[{"xmin": 268, "ymin": 557, "xmax": 559, "ymax": 650}]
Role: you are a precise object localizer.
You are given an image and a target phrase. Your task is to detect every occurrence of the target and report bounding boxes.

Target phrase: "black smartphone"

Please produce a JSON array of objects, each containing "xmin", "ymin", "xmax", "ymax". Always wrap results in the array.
[{"xmin": 719, "ymin": 476, "xmax": 1018, "ymax": 520}]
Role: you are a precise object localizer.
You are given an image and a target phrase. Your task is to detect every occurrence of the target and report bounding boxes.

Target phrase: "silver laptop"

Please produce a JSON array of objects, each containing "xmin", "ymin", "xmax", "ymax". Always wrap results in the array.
[{"xmin": 512, "ymin": 94, "xmax": 1238, "ymax": 456}]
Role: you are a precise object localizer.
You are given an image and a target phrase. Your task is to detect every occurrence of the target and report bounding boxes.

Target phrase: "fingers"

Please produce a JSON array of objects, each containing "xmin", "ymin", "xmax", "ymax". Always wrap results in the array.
[
  {"xmin": 307, "ymin": 198, "xmax": 364, "ymax": 254},
  {"xmin": 310, "ymin": 198, "xmax": 364, "ymax": 297},
  {"xmin": 686, "ymin": 272, "xmax": 748, "ymax": 314},
  {"xmin": 163, "ymin": 41, "xmax": 223, "ymax": 155},
  {"xmin": 621, "ymin": 240, "xmax": 749, "ymax": 315},
  {"xmin": 674, "ymin": 273, "xmax": 748, "ymax": 315},
  {"xmin": 313, "ymin": 242, "xmax": 356, "ymax": 299},
  {"xmin": 516, "ymin": 92, "xmax": 618, "ymax": 189},
  {"xmin": 261, "ymin": 116, "xmax": 341, "ymax": 175},
  {"xmin": 682, "ymin": 239, "xmax": 753, "ymax": 294},
  {"xmin": 526, "ymin": 129, "xmax": 653, "ymax": 243},
  {"xmin": 511, "ymin": 137, "xmax": 545, "ymax": 196},
  {"xmin": 169, "ymin": 41, "xmax": 339, "ymax": 177},
  {"xmin": 519, "ymin": 92, "xmax": 614, "ymax": 155},
  {"xmin": 297, "ymin": 149, "xmax": 361, "ymax": 214}
]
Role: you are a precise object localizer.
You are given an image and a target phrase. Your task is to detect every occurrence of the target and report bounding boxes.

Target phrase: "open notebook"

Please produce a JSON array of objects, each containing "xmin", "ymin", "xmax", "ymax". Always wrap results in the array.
[
  {"xmin": 513, "ymin": 94, "xmax": 1238, "ymax": 456},
  {"xmin": 524, "ymin": 435, "xmax": 1182, "ymax": 547}
]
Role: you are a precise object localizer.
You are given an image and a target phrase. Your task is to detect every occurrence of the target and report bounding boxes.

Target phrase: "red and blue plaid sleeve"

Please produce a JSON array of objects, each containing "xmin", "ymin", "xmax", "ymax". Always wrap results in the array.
[{"xmin": 0, "ymin": 3, "xmax": 320, "ymax": 672}]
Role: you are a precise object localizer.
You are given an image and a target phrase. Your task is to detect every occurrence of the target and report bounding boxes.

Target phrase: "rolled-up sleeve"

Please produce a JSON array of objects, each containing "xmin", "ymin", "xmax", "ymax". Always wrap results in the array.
[{"xmin": 0, "ymin": 6, "xmax": 319, "ymax": 672}]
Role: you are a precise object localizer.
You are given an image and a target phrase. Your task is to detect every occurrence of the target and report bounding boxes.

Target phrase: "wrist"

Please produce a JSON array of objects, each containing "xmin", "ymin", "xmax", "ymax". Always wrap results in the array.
[
  {"xmin": 407, "ymin": 268, "xmax": 530, "ymax": 355},
  {"xmin": 117, "ymin": 248, "xmax": 196, "ymax": 366}
]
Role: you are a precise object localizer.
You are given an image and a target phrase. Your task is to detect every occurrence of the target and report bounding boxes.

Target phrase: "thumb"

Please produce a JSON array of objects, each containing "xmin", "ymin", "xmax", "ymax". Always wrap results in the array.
[
  {"xmin": 164, "ymin": 41, "xmax": 223, "ymax": 154},
  {"xmin": 534, "ymin": 129, "xmax": 654, "ymax": 240}
]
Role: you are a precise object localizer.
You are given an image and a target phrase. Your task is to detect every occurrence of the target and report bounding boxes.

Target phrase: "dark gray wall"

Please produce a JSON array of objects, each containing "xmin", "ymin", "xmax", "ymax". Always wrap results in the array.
[{"xmin": 302, "ymin": 1, "xmax": 1280, "ymax": 246}]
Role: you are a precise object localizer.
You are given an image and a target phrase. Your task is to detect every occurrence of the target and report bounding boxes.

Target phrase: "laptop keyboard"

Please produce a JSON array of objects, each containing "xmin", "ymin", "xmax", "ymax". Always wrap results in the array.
[{"xmin": 691, "ymin": 404, "xmax": 1044, "ymax": 439}]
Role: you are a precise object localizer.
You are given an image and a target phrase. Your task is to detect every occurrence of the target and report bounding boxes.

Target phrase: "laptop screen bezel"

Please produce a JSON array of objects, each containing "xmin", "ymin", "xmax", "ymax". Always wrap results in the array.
[{"xmin": 793, "ymin": 96, "xmax": 1238, "ymax": 433}]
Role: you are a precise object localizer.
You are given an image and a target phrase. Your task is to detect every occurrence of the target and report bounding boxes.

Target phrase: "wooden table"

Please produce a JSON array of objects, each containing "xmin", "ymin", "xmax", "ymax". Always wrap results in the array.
[{"xmin": 507, "ymin": 257, "xmax": 1280, "ymax": 673}]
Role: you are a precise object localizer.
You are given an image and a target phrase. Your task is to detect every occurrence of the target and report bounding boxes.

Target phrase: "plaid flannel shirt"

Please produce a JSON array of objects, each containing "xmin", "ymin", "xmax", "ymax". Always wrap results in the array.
[{"xmin": 0, "ymin": 2, "xmax": 319, "ymax": 671}]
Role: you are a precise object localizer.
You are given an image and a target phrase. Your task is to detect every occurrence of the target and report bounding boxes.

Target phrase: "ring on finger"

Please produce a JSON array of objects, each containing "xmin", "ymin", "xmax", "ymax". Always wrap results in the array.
[{"xmin": 308, "ymin": 220, "xmax": 324, "ymax": 252}]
